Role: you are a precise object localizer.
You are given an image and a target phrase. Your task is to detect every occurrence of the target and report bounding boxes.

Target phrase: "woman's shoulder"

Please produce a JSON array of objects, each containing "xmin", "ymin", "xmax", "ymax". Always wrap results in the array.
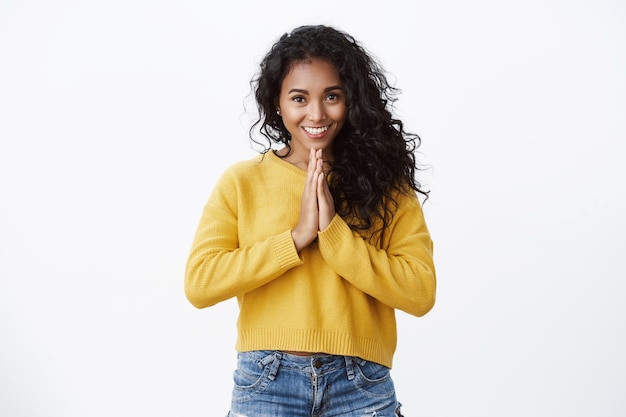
[
  {"xmin": 209, "ymin": 154, "xmax": 267, "ymax": 198},
  {"xmin": 224, "ymin": 153, "xmax": 265, "ymax": 173},
  {"xmin": 223, "ymin": 151, "xmax": 300, "ymax": 177},
  {"xmin": 388, "ymin": 184, "xmax": 426, "ymax": 216},
  {"xmin": 217, "ymin": 151, "xmax": 285, "ymax": 183},
  {"xmin": 221, "ymin": 151, "xmax": 280, "ymax": 175}
]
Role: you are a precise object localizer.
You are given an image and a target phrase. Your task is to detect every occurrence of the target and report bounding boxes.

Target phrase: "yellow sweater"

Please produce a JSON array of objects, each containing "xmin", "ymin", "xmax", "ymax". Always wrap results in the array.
[{"xmin": 185, "ymin": 151, "xmax": 436, "ymax": 368}]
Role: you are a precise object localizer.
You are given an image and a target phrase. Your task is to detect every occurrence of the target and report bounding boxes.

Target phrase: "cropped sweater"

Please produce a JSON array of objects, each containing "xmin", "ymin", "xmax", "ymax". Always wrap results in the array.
[{"xmin": 185, "ymin": 151, "xmax": 436, "ymax": 368}]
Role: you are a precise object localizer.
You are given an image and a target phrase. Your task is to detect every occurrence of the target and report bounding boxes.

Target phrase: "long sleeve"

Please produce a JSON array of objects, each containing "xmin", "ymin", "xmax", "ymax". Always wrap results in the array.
[
  {"xmin": 184, "ymin": 163, "xmax": 303, "ymax": 309},
  {"xmin": 317, "ymin": 191, "xmax": 436, "ymax": 317}
]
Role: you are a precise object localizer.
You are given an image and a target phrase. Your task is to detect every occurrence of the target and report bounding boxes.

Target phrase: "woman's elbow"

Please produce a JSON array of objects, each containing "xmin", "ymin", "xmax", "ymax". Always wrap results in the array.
[
  {"xmin": 185, "ymin": 284, "xmax": 210, "ymax": 309},
  {"xmin": 184, "ymin": 263, "xmax": 213, "ymax": 309},
  {"xmin": 412, "ymin": 270, "xmax": 436, "ymax": 317},
  {"xmin": 414, "ymin": 292, "xmax": 436, "ymax": 317}
]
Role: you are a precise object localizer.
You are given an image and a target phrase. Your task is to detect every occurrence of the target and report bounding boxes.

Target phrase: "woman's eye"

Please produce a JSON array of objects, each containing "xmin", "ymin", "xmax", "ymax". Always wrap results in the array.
[
  {"xmin": 327, "ymin": 93, "xmax": 339, "ymax": 101},
  {"xmin": 293, "ymin": 96, "xmax": 305, "ymax": 103}
]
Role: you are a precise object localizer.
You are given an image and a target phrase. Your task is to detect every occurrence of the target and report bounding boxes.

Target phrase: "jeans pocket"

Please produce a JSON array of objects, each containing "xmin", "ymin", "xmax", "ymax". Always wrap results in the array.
[
  {"xmin": 352, "ymin": 359, "xmax": 395, "ymax": 398},
  {"xmin": 232, "ymin": 351, "xmax": 274, "ymax": 402}
]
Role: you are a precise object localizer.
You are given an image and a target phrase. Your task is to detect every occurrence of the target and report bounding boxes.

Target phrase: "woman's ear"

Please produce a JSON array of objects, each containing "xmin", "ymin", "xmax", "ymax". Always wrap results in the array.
[{"xmin": 274, "ymin": 98, "xmax": 281, "ymax": 116}]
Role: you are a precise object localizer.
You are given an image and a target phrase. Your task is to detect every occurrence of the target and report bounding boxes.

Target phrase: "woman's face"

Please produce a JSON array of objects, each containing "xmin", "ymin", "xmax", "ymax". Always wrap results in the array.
[{"xmin": 277, "ymin": 58, "xmax": 347, "ymax": 162}]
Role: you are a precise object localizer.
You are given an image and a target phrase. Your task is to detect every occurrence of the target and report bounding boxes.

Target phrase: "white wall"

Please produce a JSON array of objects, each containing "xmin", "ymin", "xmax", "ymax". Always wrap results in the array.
[{"xmin": 1, "ymin": 1, "xmax": 624, "ymax": 416}]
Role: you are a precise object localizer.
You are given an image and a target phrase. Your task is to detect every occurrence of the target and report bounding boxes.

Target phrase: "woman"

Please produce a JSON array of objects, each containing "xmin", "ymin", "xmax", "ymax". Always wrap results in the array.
[{"xmin": 185, "ymin": 24, "xmax": 436, "ymax": 416}]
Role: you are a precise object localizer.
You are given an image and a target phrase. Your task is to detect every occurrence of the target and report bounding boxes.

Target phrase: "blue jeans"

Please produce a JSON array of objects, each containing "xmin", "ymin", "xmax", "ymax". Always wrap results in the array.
[{"xmin": 227, "ymin": 350, "xmax": 403, "ymax": 417}]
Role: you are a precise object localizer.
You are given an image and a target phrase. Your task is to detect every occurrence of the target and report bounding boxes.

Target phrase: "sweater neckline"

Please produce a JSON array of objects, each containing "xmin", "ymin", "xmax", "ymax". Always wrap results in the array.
[{"xmin": 266, "ymin": 150, "xmax": 307, "ymax": 177}]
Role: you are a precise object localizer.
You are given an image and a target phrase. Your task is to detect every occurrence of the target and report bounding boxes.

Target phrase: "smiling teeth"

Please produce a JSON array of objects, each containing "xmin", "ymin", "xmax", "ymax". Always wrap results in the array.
[{"xmin": 304, "ymin": 126, "xmax": 329, "ymax": 135}]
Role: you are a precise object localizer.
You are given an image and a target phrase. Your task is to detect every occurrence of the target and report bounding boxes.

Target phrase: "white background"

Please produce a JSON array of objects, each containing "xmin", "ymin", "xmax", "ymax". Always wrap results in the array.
[{"xmin": 1, "ymin": 0, "xmax": 625, "ymax": 416}]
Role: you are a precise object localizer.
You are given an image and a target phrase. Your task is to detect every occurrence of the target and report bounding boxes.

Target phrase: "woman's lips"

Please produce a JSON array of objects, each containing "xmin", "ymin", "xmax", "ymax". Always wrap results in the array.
[{"xmin": 303, "ymin": 125, "xmax": 330, "ymax": 137}]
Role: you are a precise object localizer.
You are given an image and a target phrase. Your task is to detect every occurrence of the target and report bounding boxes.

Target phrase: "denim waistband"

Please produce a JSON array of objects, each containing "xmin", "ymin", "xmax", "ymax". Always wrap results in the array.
[{"xmin": 242, "ymin": 350, "xmax": 364, "ymax": 381}]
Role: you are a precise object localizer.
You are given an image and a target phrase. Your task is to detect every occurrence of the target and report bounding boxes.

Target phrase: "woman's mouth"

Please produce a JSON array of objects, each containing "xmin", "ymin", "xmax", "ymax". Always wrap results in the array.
[{"xmin": 303, "ymin": 125, "xmax": 330, "ymax": 135}]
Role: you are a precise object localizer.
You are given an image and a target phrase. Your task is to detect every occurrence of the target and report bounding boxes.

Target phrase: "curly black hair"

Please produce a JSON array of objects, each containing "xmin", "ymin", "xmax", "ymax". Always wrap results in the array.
[{"xmin": 250, "ymin": 25, "xmax": 428, "ymax": 240}]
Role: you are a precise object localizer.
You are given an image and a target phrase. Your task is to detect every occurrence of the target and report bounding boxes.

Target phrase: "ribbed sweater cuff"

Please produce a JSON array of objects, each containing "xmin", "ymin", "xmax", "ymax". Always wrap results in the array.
[
  {"xmin": 318, "ymin": 214, "xmax": 351, "ymax": 249},
  {"xmin": 271, "ymin": 229, "xmax": 303, "ymax": 271}
]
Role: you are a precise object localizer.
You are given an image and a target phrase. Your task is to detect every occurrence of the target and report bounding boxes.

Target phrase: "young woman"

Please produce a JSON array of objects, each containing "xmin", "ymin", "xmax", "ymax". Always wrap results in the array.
[{"xmin": 185, "ymin": 24, "xmax": 436, "ymax": 417}]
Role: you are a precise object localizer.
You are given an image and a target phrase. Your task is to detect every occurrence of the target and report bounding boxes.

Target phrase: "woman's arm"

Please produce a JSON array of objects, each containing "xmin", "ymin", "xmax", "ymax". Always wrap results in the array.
[
  {"xmin": 184, "ymin": 173, "xmax": 303, "ymax": 309},
  {"xmin": 317, "ymin": 192, "xmax": 436, "ymax": 317}
]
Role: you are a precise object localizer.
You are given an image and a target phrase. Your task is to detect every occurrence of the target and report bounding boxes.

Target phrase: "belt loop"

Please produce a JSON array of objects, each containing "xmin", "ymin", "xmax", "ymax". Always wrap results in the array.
[
  {"xmin": 259, "ymin": 352, "xmax": 275, "ymax": 367},
  {"xmin": 268, "ymin": 351, "xmax": 282, "ymax": 381},
  {"xmin": 259, "ymin": 352, "xmax": 282, "ymax": 381},
  {"xmin": 345, "ymin": 356, "xmax": 355, "ymax": 381}
]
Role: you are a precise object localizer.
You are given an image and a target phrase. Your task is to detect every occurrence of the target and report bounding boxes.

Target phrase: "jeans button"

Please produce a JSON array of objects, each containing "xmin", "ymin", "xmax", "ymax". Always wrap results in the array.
[{"xmin": 314, "ymin": 359, "xmax": 322, "ymax": 368}]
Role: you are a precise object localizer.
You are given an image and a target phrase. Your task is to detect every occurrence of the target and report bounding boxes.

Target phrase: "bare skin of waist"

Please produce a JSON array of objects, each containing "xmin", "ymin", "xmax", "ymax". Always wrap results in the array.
[{"xmin": 282, "ymin": 351, "xmax": 324, "ymax": 356}]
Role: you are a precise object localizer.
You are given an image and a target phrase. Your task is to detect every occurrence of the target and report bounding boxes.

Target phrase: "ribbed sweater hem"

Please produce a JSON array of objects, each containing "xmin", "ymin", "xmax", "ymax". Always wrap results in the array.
[{"xmin": 236, "ymin": 327, "xmax": 394, "ymax": 368}]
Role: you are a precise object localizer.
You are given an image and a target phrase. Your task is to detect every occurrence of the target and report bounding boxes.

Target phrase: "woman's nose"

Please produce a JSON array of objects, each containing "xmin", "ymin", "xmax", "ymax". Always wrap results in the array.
[{"xmin": 308, "ymin": 101, "xmax": 326, "ymax": 122}]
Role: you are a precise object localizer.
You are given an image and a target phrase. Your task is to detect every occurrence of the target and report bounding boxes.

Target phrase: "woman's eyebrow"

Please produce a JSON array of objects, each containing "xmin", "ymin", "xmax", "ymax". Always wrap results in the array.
[{"xmin": 288, "ymin": 85, "xmax": 343, "ymax": 94}]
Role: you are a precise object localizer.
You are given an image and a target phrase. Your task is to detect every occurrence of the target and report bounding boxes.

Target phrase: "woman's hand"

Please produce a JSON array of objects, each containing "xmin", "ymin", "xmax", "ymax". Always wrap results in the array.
[
  {"xmin": 291, "ymin": 148, "xmax": 322, "ymax": 252},
  {"xmin": 291, "ymin": 148, "xmax": 335, "ymax": 252},
  {"xmin": 316, "ymin": 148, "xmax": 335, "ymax": 231}
]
